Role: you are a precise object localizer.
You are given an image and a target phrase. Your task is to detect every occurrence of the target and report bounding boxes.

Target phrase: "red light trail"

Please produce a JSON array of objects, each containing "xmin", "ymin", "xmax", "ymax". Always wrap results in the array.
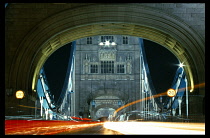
[{"xmin": 5, "ymin": 120, "xmax": 102, "ymax": 135}]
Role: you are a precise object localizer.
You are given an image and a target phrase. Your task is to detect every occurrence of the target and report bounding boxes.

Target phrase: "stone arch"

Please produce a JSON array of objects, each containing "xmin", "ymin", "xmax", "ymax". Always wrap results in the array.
[
  {"xmin": 8, "ymin": 4, "xmax": 204, "ymax": 96},
  {"xmin": 92, "ymin": 104, "xmax": 119, "ymax": 119},
  {"xmin": 93, "ymin": 104, "xmax": 119, "ymax": 113},
  {"xmin": 89, "ymin": 93, "xmax": 123, "ymax": 119},
  {"xmin": 89, "ymin": 89, "xmax": 129, "ymax": 101}
]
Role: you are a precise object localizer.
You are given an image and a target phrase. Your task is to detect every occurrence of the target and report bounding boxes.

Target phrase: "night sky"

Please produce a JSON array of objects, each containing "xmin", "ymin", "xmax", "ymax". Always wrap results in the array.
[
  {"xmin": 44, "ymin": 44, "xmax": 71, "ymax": 102},
  {"xmin": 44, "ymin": 39, "xmax": 179, "ymax": 103},
  {"xmin": 143, "ymin": 39, "xmax": 179, "ymax": 94}
]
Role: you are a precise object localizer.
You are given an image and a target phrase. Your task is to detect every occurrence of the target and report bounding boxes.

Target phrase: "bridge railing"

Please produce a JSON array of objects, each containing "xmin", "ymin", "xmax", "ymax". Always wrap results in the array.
[
  {"xmin": 36, "ymin": 42, "xmax": 76, "ymax": 119},
  {"xmin": 162, "ymin": 66, "xmax": 188, "ymax": 118},
  {"xmin": 56, "ymin": 41, "xmax": 76, "ymax": 116}
]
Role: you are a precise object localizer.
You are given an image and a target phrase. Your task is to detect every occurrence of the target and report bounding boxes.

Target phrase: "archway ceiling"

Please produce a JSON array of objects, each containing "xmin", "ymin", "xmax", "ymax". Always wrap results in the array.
[
  {"xmin": 31, "ymin": 22, "xmax": 199, "ymax": 92},
  {"xmin": 7, "ymin": 4, "xmax": 204, "ymax": 94}
]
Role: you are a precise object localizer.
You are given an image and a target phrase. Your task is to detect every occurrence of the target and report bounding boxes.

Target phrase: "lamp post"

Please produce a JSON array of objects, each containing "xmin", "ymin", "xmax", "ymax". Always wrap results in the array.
[
  {"xmin": 167, "ymin": 88, "xmax": 176, "ymax": 118},
  {"xmin": 178, "ymin": 97, "xmax": 182, "ymax": 116},
  {"xmin": 185, "ymin": 77, "xmax": 189, "ymax": 119},
  {"xmin": 69, "ymin": 90, "xmax": 74, "ymax": 117},
  {"xmin": 35, "ymin": 93, "xmax": 37, "ymax": 119},
  {"xmin": 40, "ymin": 96, "xmax": 43, "ymax": 117},
  {"xmin": 16, "ymin": 90, "xmax": 25, "ymax": 116}
]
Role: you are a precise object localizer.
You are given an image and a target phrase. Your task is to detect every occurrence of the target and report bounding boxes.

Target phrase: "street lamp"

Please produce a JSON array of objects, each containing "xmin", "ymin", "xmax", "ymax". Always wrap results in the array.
[
  {"xmin": 179, "ymin": 62, "xmax": 185, "ymax": 68},
  {"xmin": 111, "ymin": 42, "xmax": 116, "ymax": 45},
  {"xmin": 16, "ymin": 90, "xmax": 25, "ymax": 99},
  {"xmin": 16, "ymin": 90, "xmax": 25, "ymax": 116},
  {"xmin": 68, "ymin": 90, "xmax": 74, "ymax": 117},
  {"xmin": 98, "ymin": 41, "xmax": 117, "ymax": 46},
  {"xmin": 105, "ymin": 40, "xmax": 110, "ymax": 46},
  {"xmin": 99, "ymin": 42, "xmax": 104, "ymax": 45}
]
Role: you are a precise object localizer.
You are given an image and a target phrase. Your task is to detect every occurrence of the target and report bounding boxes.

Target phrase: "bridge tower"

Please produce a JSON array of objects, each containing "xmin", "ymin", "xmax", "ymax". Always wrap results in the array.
[
  {"xmin": 74, "ymin": 35, "xmax": 153, "ymax": 120},
  {"xmin": 35, "ymin": 36, "xmax": 193, "ymax": 121}
]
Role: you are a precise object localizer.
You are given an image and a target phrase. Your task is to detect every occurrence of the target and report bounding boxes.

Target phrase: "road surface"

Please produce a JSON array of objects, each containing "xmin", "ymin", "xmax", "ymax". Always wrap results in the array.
[
  {"xmin": 104, "ymin": 121, "xmax": 205, "ymax": 135},
  {"xmin": 5, "ymin": 120, "xmax": 204, "ymax": 135},
  {"xmin": 56, "ymin": 124, "xmax": 122, "ymax": 135}
]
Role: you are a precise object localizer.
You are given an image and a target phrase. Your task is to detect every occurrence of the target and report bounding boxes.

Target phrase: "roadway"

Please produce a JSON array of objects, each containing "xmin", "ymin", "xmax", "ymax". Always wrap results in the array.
[
  {"xmin": 55, "ymin": 124, "xmax": 122, "ymax": 135},
  {"xmin": 104, "ymin": 121, "xmax": 205, "ymax": 135},
  {"xmin": 5, "ymin": 120, "xmax": 205, "ymax": 135}
]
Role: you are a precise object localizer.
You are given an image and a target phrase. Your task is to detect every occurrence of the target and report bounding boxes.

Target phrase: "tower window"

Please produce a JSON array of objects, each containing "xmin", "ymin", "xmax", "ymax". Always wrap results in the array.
[
  {"xmin": 123, "ymin": 36, "xmax": 128, "ymax": 44},
  {"xmin": 117, "ymin": 64, "xmax": 125, "ymax": 73},
  {"xmin": 101, "ymin": 36, "xmax": 114, "ymax": 43},
  {"xmin": 87, "ymin": 37, "xmax": 92, "ymax": 44},
  {"xmin": 90, "ymin": 64, "xmax": 98, "ymax": 73},
  {"xmin": 101, "ymin": 61, "xmax": 114, "ymax": 73}
]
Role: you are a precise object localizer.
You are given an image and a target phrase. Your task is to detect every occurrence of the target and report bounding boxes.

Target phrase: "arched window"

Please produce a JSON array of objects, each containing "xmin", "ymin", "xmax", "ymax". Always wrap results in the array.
[{"xmin": 123, "ymin": 36, "xmax": 128, "ymax": 44}]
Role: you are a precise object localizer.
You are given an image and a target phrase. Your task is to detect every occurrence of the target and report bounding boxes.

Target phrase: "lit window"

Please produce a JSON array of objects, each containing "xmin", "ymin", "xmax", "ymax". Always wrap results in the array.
[
  {"xmin": 123, "ymin": 36, "xmax": 128, "ymax": 44},
  {"xmin": 101, "ymin": 61, "xmax": 114, "ymax": 74},
  {"xmin": 87, "ymin": 37, "xmax": 92, "ymax": 44},
  {"xmin": 90, "ymin": 64, "xmax": 98, "ymax": 73},
  {"xmin": 117, "ymin": 64, "xmax": 125, "ymax": 73}
]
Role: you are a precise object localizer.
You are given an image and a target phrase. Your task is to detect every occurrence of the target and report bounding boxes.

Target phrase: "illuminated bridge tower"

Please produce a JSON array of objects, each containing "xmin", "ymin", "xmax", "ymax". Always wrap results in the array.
[
  {"xmin": 36, "ymin": 36, "xmax": 160, "ymax": 121},
  {"xmin": 75, "ymin": 35, "xmax": 147, "ymax": 120}
]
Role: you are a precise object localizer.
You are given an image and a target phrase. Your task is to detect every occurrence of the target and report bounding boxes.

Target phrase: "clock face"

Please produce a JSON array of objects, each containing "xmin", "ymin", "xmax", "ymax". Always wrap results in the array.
[{"xmin": 167, "ymin": 88, "xmax": 176, "ymax": 97}]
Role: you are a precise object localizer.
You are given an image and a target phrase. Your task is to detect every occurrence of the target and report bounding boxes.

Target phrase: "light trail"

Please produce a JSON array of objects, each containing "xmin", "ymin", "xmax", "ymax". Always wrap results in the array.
[
  {"xmin": 190, "ymin": 82, "xmax": 205, "ymax": 90},
  {"xmin": 178, "ymin": 82, "xmax": 205, "ymax": 92},
  {"xmin": 113, "ymin": 82, "xmax": 205, "ymax": 116},
  {"xmin": 18, "ymin": 81, "xmax": 205, "ymax": 117},
  {"xmin": 104, "ymin": 122, "xmax": 205, "ymax": 135},
  {"xmin": 6, "ymin": 83, "xmax": 204, "ymax": 135},
  {"xmin": 5, "ymin": 120, "xmax": 102, "ymax": 135},
  {"xmin": 113, "ymin": 91, "xmax": 166, "ymax": 117},
  {"xmin": 18, "ymin": 105, "xmax": 41, "ymax": 109}
]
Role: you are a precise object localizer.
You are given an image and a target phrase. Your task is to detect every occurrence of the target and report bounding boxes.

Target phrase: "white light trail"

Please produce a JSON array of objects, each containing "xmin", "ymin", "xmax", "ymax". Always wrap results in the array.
[{"xmin": 104, "ymin": 122, "xmax": 205, "ymax": 135}]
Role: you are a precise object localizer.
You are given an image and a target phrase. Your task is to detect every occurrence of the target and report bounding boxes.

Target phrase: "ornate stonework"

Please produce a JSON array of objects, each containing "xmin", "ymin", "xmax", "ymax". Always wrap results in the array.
[
  {"xmin": 99, "ymin": 49, "xmax": 116, "ymax": 61},
  {"xmin": 76, "ymin": 35, "xmax": 140, "ymax": 119}
]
